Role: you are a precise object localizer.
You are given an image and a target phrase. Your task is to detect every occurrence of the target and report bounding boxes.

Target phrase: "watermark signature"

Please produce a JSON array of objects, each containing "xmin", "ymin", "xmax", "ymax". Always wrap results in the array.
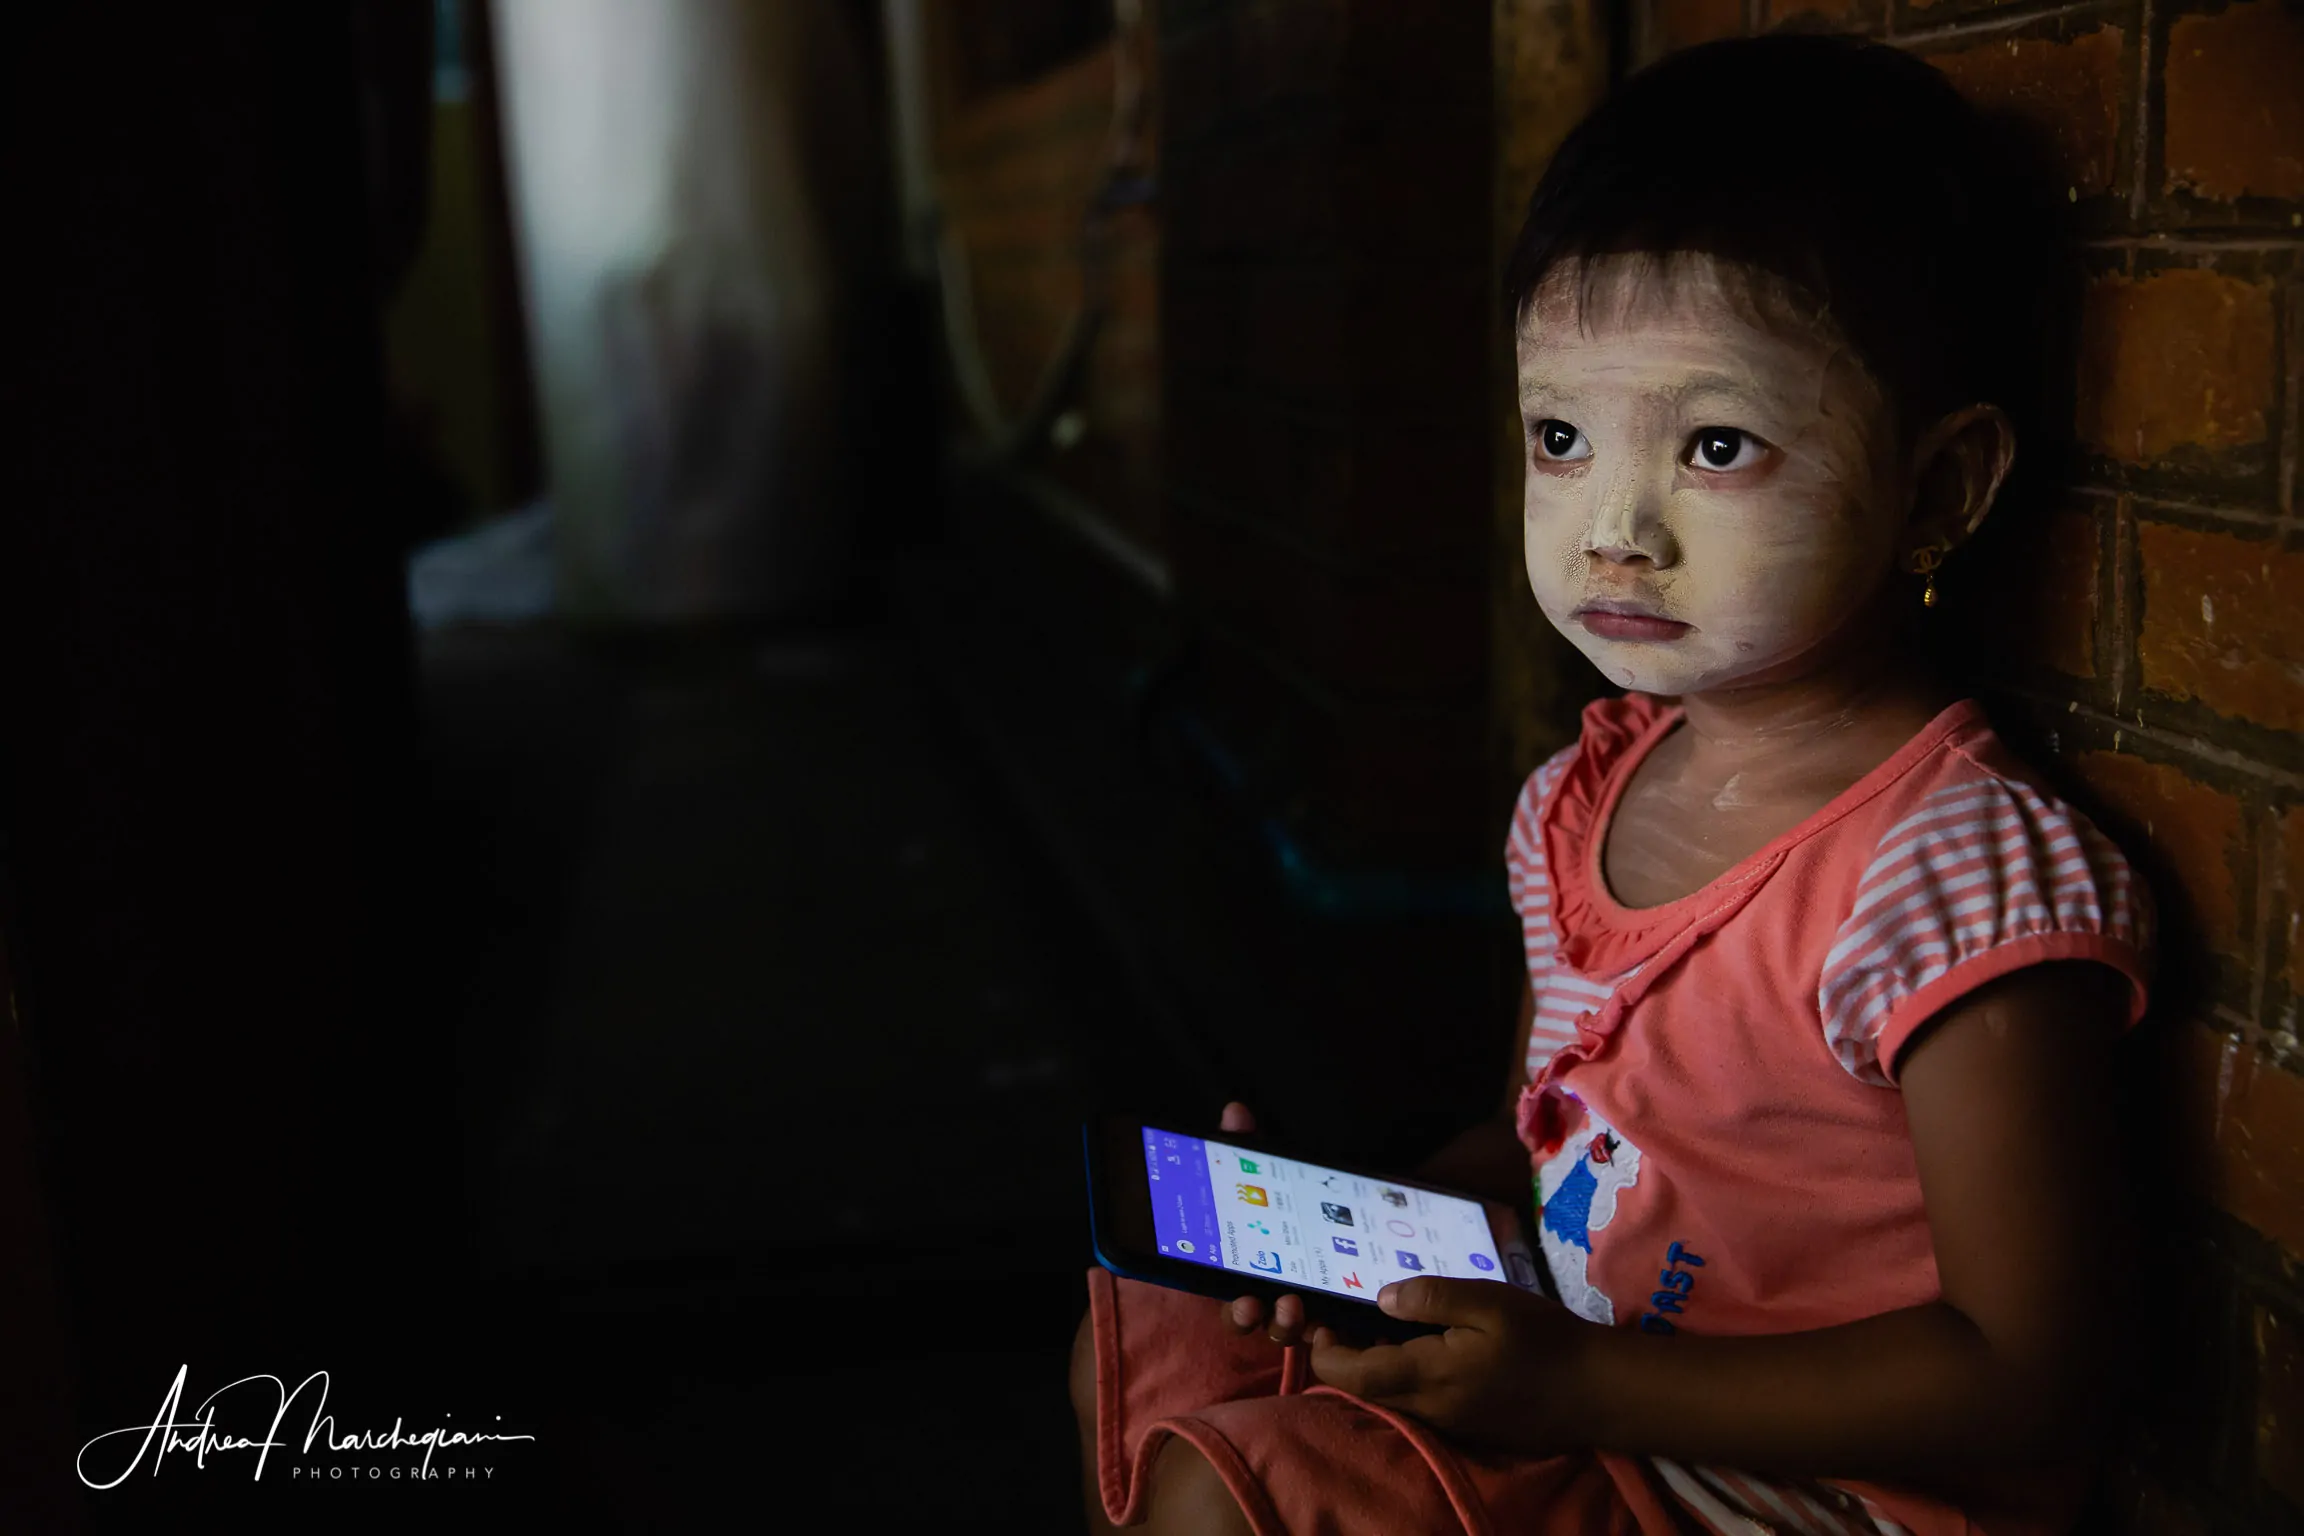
[{"xmin": 78, "ymin": 1366, "xmax": 535, "ymax": 1488}]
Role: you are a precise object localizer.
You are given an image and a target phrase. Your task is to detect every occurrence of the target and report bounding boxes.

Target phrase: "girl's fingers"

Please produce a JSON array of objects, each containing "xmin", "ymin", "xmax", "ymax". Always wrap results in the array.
[
  {"xmin": 1266, "ymin": 1292, "xmax": 1309, "ymax": 1345},
  {"xmin": 1218, "ymin": 1101, "xmax": 1256, "ymax": 1134},
  {"xmin": 1226, "ymin": 1291, "xmax": 1315, "ymax": 1344}
]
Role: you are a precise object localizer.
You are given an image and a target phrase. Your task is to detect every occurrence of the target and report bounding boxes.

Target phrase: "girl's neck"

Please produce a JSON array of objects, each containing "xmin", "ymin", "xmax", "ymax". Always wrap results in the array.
[{"xmin": 1671, "ymin": 638, "xmax": 1952, "ymax": 786}]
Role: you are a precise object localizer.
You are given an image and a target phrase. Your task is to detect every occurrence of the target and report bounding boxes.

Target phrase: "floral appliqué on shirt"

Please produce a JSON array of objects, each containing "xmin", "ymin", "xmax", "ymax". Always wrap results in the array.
[{"xmin": 1533, "ymin": 1094, "xmax": 1642, "ymax": 1326}]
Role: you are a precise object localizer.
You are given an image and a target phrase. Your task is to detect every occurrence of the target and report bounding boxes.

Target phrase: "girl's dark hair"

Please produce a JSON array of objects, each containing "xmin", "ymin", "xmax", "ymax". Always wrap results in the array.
[{"xmin": 1504, "ymin": 33, "xmax": 2076, "ymax": 468}]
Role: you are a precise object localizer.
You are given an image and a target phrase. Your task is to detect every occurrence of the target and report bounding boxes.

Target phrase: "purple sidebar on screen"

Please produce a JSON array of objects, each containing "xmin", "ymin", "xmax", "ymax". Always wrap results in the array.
[{"xmin": 1144, "ymin": 1126, "xmax": 1219, "ymax": 1267}]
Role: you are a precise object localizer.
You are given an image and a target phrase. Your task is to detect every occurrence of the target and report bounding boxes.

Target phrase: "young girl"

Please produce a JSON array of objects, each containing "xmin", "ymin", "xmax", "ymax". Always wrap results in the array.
[{"xmin": 1071, "ymin": 33, "xmax": 2149, "ymax": 1536}]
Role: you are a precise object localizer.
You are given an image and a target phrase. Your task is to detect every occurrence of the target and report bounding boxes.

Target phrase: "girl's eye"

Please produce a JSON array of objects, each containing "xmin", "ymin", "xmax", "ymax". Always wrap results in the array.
[
  {"xmin": 1687, "ymin": 428, "xmax": 1765, "ymax": 471},
  {"xmin": 1533, "ymin": 420, "xmax": 1590, "ymax": 463}
]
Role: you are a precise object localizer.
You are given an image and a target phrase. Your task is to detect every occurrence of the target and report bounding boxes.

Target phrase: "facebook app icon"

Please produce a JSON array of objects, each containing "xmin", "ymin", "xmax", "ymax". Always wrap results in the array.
[{"xmin": 1331, "ymin": 1236, "xmax": 1358, "ymax": 1256}]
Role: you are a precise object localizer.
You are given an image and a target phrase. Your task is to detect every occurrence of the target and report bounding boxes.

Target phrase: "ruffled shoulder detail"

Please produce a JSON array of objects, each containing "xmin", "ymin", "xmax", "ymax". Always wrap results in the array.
[
  {"xmin": 1817, "ymin": 753, "xmax": 2155, "ymax": 1084},
  {"xmin": 1570, "ymin": 692, "xmax": 1670, "ymax": 769},
  {"xmin": 1540, "ymin": 693, "xmax": 1684, "ymax": 977}
]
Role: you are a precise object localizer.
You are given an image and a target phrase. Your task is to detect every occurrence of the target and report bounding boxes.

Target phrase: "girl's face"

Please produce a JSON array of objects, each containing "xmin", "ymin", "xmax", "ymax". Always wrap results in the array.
[{"xmin": 1516, "ymin": 255, "xmax": 1907, "ymax": 699}]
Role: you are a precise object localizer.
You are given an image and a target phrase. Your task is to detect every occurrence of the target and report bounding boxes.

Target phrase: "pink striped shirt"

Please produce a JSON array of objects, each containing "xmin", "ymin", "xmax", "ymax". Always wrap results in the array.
[{"xmin": 1506, "ymin": 694, "xmax": 2152, "ymax": 1536}]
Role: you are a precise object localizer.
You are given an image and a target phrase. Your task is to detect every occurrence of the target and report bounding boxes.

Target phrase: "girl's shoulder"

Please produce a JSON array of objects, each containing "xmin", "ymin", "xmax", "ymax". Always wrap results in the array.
[
  {"xmin": 1812, "ymin": 698, "xmax": 2153, "ymax": 958},
  {"xmin": 1816, "ymin": 701, "xmax": 2155, "ymax": 1083},
  {"xmin": 1837, "ymin": 700, "xmax": 2128, "ymax": 876}
]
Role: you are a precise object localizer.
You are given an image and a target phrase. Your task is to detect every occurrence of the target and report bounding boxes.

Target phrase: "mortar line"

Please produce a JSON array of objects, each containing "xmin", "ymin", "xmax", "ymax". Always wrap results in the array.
[
  {"xmin": 2250, "ymin": 802, "xmax": 2278, "ymax": 1030},
  {"xmin": 2081, "ymin": 235, "xmax": 2304, "ymax": 254},
  {"xmin": 2108, "ymin": 494, "xmax": 2134, "ymax": 715},
  {"xmin": 2280, "ymin": 280, "xmax": 2300, "ymax": 521},
  {"xmin": 2210, "ymin": 1001, "xmax": 2260, "ymax": 1046},
  {"xmin": 2118, "ymin": 493, "xmax": 2288, "ymax": 531},
  {"xmin": 2006, "ymin": 688, "xmax": 2304, "ymax": 793},
  {"xmin": 1882, "ymin": 0, "xmax": 2124, "ymax": 48},
  {"xmin": 2130, "ymin": 0, "xmax": 2153, "ymax": 226}
]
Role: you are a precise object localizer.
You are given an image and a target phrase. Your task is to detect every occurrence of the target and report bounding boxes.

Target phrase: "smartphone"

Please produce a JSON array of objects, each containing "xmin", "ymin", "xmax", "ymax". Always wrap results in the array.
[{"xmin": 1083, "ymin": 1114, "xmax": 1548, "ymax": 1341}]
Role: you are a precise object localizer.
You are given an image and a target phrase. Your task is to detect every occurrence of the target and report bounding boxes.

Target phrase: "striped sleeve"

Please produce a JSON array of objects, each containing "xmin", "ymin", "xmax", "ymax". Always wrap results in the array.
[
  {"xmin": 1505, "ymin": 743, "xmax": 1582, "ymax": 990},
  {"xmin": 1816, "ymin": 770, "xmax": 2151, "ymax": 1087},
  {"xmin": 1651, "ymin": 1459, "xmax": 1911, "ymax": 1535}
]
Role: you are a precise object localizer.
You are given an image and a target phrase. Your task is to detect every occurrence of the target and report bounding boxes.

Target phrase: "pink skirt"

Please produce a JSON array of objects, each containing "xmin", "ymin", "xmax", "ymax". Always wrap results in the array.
[{"xmin": 1086, "ymin": 1267, "xmax": 1689, "ymax": 1534}]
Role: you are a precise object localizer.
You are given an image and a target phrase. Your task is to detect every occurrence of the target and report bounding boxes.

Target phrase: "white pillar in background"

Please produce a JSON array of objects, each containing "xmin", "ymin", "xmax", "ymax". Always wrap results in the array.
[{"xmin": 492, "ymin": 0, "xmax": 862, "ymax": 622}]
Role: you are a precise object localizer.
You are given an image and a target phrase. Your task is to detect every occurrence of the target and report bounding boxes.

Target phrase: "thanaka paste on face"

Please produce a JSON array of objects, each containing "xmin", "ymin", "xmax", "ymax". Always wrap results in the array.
[{"xmin": 1516, "ymin": 254, "xmax": 1904, "ymax": 699}]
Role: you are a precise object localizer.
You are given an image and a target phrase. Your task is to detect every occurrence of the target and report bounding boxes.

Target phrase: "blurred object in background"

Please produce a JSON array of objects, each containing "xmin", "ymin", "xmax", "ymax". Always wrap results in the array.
[
  {"xmin": 901, "ymin": 0, "xmax": 1163, "ymax": 566},
  {"xmin": 377, "ymin": 0, "xmax": 544, "ymax": 547},
  {"xmin": 408, "ymin": 497, "xmax": 555, "ymax": 628},
  {"xmin": 493, "ymin": 0, "xmax": 886, "ymax": 624}
]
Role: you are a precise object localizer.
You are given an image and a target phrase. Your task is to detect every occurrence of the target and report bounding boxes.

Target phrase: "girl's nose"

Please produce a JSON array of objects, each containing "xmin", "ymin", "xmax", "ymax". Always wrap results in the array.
[
  {"xmin": 1585, "ymin": 490, "xmax": 1677, "ymax": 568},
  {"xmin": 1588, "ymin": 537, "xmax": 1655, "ymax": 566}
]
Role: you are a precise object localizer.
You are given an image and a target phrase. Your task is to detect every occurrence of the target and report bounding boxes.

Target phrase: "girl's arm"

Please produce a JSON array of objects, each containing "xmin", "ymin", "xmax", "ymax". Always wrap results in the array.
[
  {"xmin": 1572, "ymin": 961, "xmax": 2134, "ymax": 1497},
  {"xmin": 1315, "ymin": 961, "xmax": 2137, "ymax": 1504}
]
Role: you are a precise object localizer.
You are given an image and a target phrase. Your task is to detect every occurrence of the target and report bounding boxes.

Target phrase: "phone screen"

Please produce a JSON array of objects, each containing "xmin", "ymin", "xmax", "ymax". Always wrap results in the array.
[{"xmin": 1139, "ymin": 1125, "xmax": 1523, "ymax": 1301}]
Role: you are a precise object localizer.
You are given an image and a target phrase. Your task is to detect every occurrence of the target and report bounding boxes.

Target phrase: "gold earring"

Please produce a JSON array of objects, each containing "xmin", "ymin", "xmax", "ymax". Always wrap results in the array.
[{"xmin": 1909, "ymin": 544, "xmax": 1948, "ymax": 608}]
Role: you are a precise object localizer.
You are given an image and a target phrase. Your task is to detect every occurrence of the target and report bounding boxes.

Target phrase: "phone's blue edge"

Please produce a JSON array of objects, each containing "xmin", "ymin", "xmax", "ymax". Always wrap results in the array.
[{"xmin": 1082, "ymin": 1119, "xmax": 1139, "ymax": 1282}]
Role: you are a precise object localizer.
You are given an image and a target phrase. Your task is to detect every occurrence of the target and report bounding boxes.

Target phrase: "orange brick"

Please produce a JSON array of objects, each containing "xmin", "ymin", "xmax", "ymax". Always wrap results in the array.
[
  {"xmin": 2076, "ymin": 268, "xmax": 2278, "ymax": 462},
  {"xmin": 2165, "ymin": 0, "xmax": 2304, "ymax": 201},
  {"xmin": 2259, "ymin": 1305, "xmax": 2304, "ymax": 1510},
  {"xmin": 1929, "ymin": 27, "xmax": 2124, "ymax": 197},
  {"xmin": 2138, "ymin": 523, "xmax": 2304, "ymax": 732},
  {"xmin": 2075, "ymin": 752, "xmax": 2245, "ymax": 958},
  {"xmin": 2174, "ymin": 1025, "xmax": 2304, "ymax": 1259},
  {"xmin": 1650, "ymin": 0, "xmax": 1745, "ymax": 55}
]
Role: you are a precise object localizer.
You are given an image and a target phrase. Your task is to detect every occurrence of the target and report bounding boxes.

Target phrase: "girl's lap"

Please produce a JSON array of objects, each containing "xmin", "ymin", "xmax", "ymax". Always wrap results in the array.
[{"xmin": 1083, "ymin": 1268, "xmax": 1662, "ymax": 1535}]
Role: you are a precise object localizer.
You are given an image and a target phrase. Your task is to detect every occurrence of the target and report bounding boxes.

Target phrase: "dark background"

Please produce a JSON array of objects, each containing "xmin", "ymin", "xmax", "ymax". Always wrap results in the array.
[{"xmin": 0, "ymin": 4, "xmax": 1517, "ymax": 1531}]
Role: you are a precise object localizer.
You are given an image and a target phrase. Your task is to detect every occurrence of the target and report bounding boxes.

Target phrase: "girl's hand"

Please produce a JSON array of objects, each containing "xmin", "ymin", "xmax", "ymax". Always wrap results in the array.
[
  {"xmin": 1210, "ymin": 1101, "xmax": 1319, "ymax": 1347},
  {"xmin": 1307, "ymin": 1276, "xmax": 1591, "ymax": 1453},
  {"xmin": 1223, "ymin": 1288, "xmax": 1312, "ymax": 1345}
]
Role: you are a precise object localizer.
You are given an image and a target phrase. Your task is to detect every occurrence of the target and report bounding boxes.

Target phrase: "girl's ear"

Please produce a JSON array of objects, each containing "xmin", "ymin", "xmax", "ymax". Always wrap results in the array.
[{"xmin": 1902, "ymin": 403, "xmax": 2016, "ymax": 567}]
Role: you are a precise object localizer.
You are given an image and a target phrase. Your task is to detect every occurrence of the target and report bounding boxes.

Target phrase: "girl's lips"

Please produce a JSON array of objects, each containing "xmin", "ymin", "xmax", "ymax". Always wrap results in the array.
[{"xmin": 1576, "ymin": 608, "xmax": 1691, "ymax": 642}]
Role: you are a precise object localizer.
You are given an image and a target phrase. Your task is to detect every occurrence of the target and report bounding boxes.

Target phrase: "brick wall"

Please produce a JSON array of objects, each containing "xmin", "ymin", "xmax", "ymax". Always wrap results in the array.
[
  {"xmin": 1587, "ymin": 1, "xmax": 2304, "ymax": 1527},
  {"xmin": 1159, "ymin": 0, "xmax": 1497, "ymax": 870},
  {"xmin": 928, "ymin": 19, "xmax": 1163, "ymax": 560}
]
